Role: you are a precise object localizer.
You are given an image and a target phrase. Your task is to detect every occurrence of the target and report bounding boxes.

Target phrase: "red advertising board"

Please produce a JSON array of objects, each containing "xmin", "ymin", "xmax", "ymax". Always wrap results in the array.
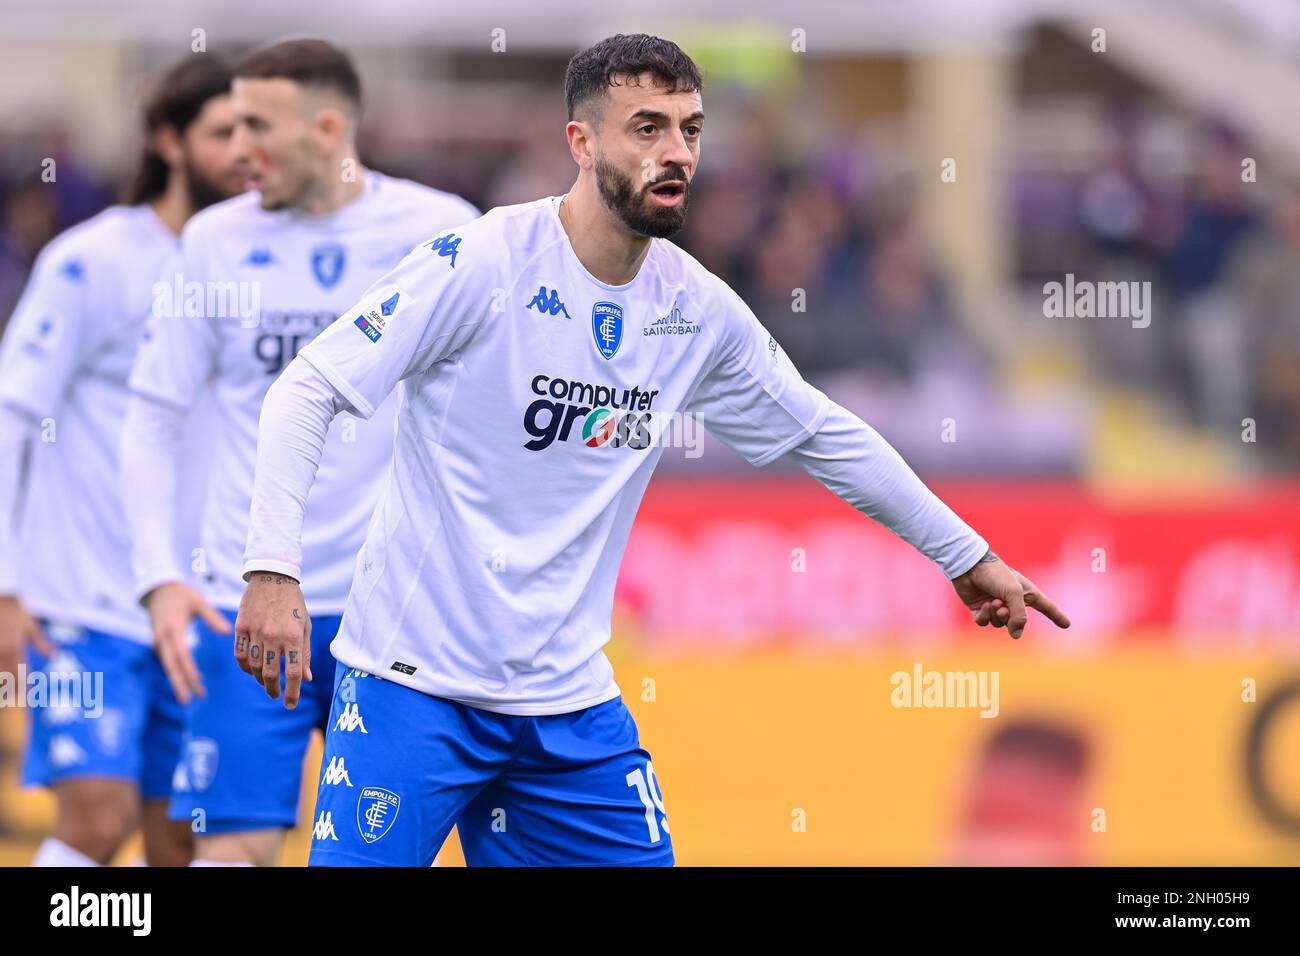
[{"xmin": 617, "ymin": 479, "xmax": 1300, "ymax": 651}]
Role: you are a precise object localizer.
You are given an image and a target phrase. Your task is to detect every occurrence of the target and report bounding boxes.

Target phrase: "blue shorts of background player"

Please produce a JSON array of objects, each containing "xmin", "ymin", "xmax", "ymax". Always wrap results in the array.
[
  {"xmin": 168, "ymin": 608, "xmax": 338, "ymax": 835},
  {"xmin": 24, "ymin": 623, "xmax": 183, "ymax": 799},
  {"xmin": 308, "ymin": 667, "xmax": 674, "ymax": 867}
]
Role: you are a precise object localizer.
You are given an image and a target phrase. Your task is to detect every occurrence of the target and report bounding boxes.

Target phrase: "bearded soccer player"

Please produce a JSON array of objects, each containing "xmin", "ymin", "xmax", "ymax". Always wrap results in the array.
[
  {"xmin": 0, "ymin": 55, "xmax": 243, "ymax": 867},
  {"xmin": 236, "ymin": 34, "xmax": 1070, "ymax": 866},
  {"xmin": 118, "ymin": 39, "xmax": 477, "ymax": 867}
]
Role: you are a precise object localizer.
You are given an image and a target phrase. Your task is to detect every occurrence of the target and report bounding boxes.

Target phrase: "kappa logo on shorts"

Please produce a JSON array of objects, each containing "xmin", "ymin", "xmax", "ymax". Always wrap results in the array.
[
  {"xmin": 334, "ymin": 702, "xmax": 369, "ymax": 734},
  {"xmin": 321, "ymin": 755, "xmax": 354, "ymax": 787},
  {"xmin": 94, "ymin": 708, "xmax": 127, "ymax": 755},
  {"xmin": 48, "ymin": 734, "xmax": 86, "ymax": 769},
  {"xmin": 357, "ymin": 787, "xmax": 401, "ymax": 844},
  {"xmin": 313, "ymin": 810, "xmax": 339, "ymax": 842}
]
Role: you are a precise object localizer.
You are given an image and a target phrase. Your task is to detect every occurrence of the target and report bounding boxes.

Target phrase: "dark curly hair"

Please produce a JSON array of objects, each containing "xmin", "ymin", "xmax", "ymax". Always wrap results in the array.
[
  {"xmin": 564, "ymin": 34, "xmax": 703, "ymax": 122},
  {"xmin": 126, "ymin": 54, "xmax": 233, "ymax": 205}
]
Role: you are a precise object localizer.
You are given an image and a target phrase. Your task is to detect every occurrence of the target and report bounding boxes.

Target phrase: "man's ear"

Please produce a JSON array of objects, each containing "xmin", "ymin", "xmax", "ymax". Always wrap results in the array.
[
  {"xmin": 314, "ymin": 105, "xmax": 350, "ymax": 155},
  {"xmin": 153, "ymin": 124, "xmax": 184, "ymax": 169},
  {"xmin": 566, "ymin": 119, "xmax": 595, "ymax": 171}
]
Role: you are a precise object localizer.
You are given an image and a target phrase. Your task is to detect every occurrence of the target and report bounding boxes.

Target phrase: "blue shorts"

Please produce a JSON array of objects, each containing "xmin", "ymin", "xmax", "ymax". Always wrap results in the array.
[
  {"xmin": 168, "ymin": 608, "xmax": 339, "ymax": 835},
  {"xmin": 23, "ymin": 625, "xmax": 183, "ymax": 800},
  {"xmin": 309, "ymin": 668, "xmax": 674, "ymax": 867}
]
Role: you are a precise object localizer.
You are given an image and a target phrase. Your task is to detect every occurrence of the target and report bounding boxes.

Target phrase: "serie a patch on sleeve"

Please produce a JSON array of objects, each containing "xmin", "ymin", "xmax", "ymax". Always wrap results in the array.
[{"xmin": 354, "ymin": 291, "xmax": 401, "ymax": 342}]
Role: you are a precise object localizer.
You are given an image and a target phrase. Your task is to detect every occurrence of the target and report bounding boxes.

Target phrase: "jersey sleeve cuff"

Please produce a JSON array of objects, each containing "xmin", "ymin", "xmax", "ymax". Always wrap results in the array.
[
  {"xmin": 134, "ymin": 568, "xmax": 186, "ymax": 607},
  {"xmin": 241, "ymin": 559, "xmax": 303, "ymax": 583},
  {"xmin": 942, "ymin": 536, "xmax": 991, "ymax": 580}
]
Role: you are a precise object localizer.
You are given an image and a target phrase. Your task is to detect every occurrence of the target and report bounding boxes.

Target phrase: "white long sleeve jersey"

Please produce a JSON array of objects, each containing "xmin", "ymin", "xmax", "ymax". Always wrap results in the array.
[
  {"xmin": 243, "ymin": 196, "xmax": 988, "ymax": 715},
  {"xmin": 0, "ymin": 205, "xmax": 214, "ymax": 641},
  {"xmin": 125, "ymin": 171, "xmax": 478, "ymax": 612}
]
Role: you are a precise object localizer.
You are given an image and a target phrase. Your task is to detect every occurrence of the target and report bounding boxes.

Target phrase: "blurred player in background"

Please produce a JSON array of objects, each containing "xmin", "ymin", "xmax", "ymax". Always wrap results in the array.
[
  {"xmin": 119, "ymin": 38, "xmax": 478, "ymax": 867},
  {"xmin": 952, "ymin": 720, "xmax": 1092, "ymax": 865},
  {"xmin": 235, "ymin": 33, "xmax": 1070, "ymax": 866},
  {"xmin": 0, "ymin": 55, "xmax": 242, "ymax": 866}
]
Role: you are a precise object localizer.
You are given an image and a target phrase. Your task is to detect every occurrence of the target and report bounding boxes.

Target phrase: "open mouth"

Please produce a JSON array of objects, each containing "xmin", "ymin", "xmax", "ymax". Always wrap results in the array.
[{"xmin": 648, "ymin": 180, "xmax": 686, "ymax": 206}]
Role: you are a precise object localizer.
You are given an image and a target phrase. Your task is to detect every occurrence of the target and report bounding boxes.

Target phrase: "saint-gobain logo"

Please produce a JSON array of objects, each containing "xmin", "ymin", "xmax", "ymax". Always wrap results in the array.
[{"xmin": 357, "ymin": 786, "xmax": 401, "ymax": 844}]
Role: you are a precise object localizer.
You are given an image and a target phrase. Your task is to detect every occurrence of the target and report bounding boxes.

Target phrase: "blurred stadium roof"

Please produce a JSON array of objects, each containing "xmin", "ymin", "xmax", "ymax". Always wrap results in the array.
[{"xmin": 1, "ymin": 0, "xmax": 1299, "ymax": 52}]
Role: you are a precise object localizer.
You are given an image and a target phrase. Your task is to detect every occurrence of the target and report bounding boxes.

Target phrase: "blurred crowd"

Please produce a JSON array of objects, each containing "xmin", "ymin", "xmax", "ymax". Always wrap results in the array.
[
  {"xmin": 1017, "ymin": 108, "xmax": 1300, "ymax": 469},
  {"xmin": 2, "ymin": 91, "xmax": 1297, "ymax": 473}
]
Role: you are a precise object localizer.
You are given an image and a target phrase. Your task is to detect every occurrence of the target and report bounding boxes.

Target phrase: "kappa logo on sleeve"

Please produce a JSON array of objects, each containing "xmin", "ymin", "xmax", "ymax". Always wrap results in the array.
[
  {"xmin": 21, "ymin": 312, "xmax": 62, "ymax": 356},
  {"xmin": 353, "ymin": 291, "xmax": 402, "ymax": 343},
  {"xmin": 428, "ymin": 233, "xmax": 462, "ymax": 267}
]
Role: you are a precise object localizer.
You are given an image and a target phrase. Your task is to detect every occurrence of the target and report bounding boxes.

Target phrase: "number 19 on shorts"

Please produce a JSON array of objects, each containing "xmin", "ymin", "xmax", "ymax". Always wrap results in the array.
[{"xmin": 626, "ymin": 761, "xmax": 670, "ymax": 844}]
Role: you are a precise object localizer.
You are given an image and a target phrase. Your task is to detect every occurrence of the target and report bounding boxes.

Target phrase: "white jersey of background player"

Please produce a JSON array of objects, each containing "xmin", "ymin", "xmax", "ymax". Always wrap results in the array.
[
  {"xmin": 0, "ymin": 55, "xmax": 244, "ymax": 868},
  {"xmin": 118, "ymin": 38, "xmax": 477, "ymax": 868}
]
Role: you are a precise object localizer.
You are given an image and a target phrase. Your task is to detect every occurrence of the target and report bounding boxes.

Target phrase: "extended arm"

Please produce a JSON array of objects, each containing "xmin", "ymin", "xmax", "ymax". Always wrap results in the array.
[
  {"xmin": 787, "ymin": 402, "xmax": 1070, "ymax": 639},
  {"xmin": 235, "ymin": 355, "xmax": 344, "ymax": 707},
  {"xmin": 786, "ymin": 400, "xmax": 988, "ymax": 579},
  {"xmin": 242, "ymin": 356, "xmax": 344, "ymax": 582}
]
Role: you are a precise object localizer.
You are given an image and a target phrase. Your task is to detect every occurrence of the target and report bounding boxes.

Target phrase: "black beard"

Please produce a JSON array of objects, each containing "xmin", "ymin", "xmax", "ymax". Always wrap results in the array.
[
  {"xmin": 184, "ymin": 155, "xmax": 237, "ymax": 211},
  {"xmin": 595, "ymin": 156, "xmax": 690, "ymax": 239}
]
